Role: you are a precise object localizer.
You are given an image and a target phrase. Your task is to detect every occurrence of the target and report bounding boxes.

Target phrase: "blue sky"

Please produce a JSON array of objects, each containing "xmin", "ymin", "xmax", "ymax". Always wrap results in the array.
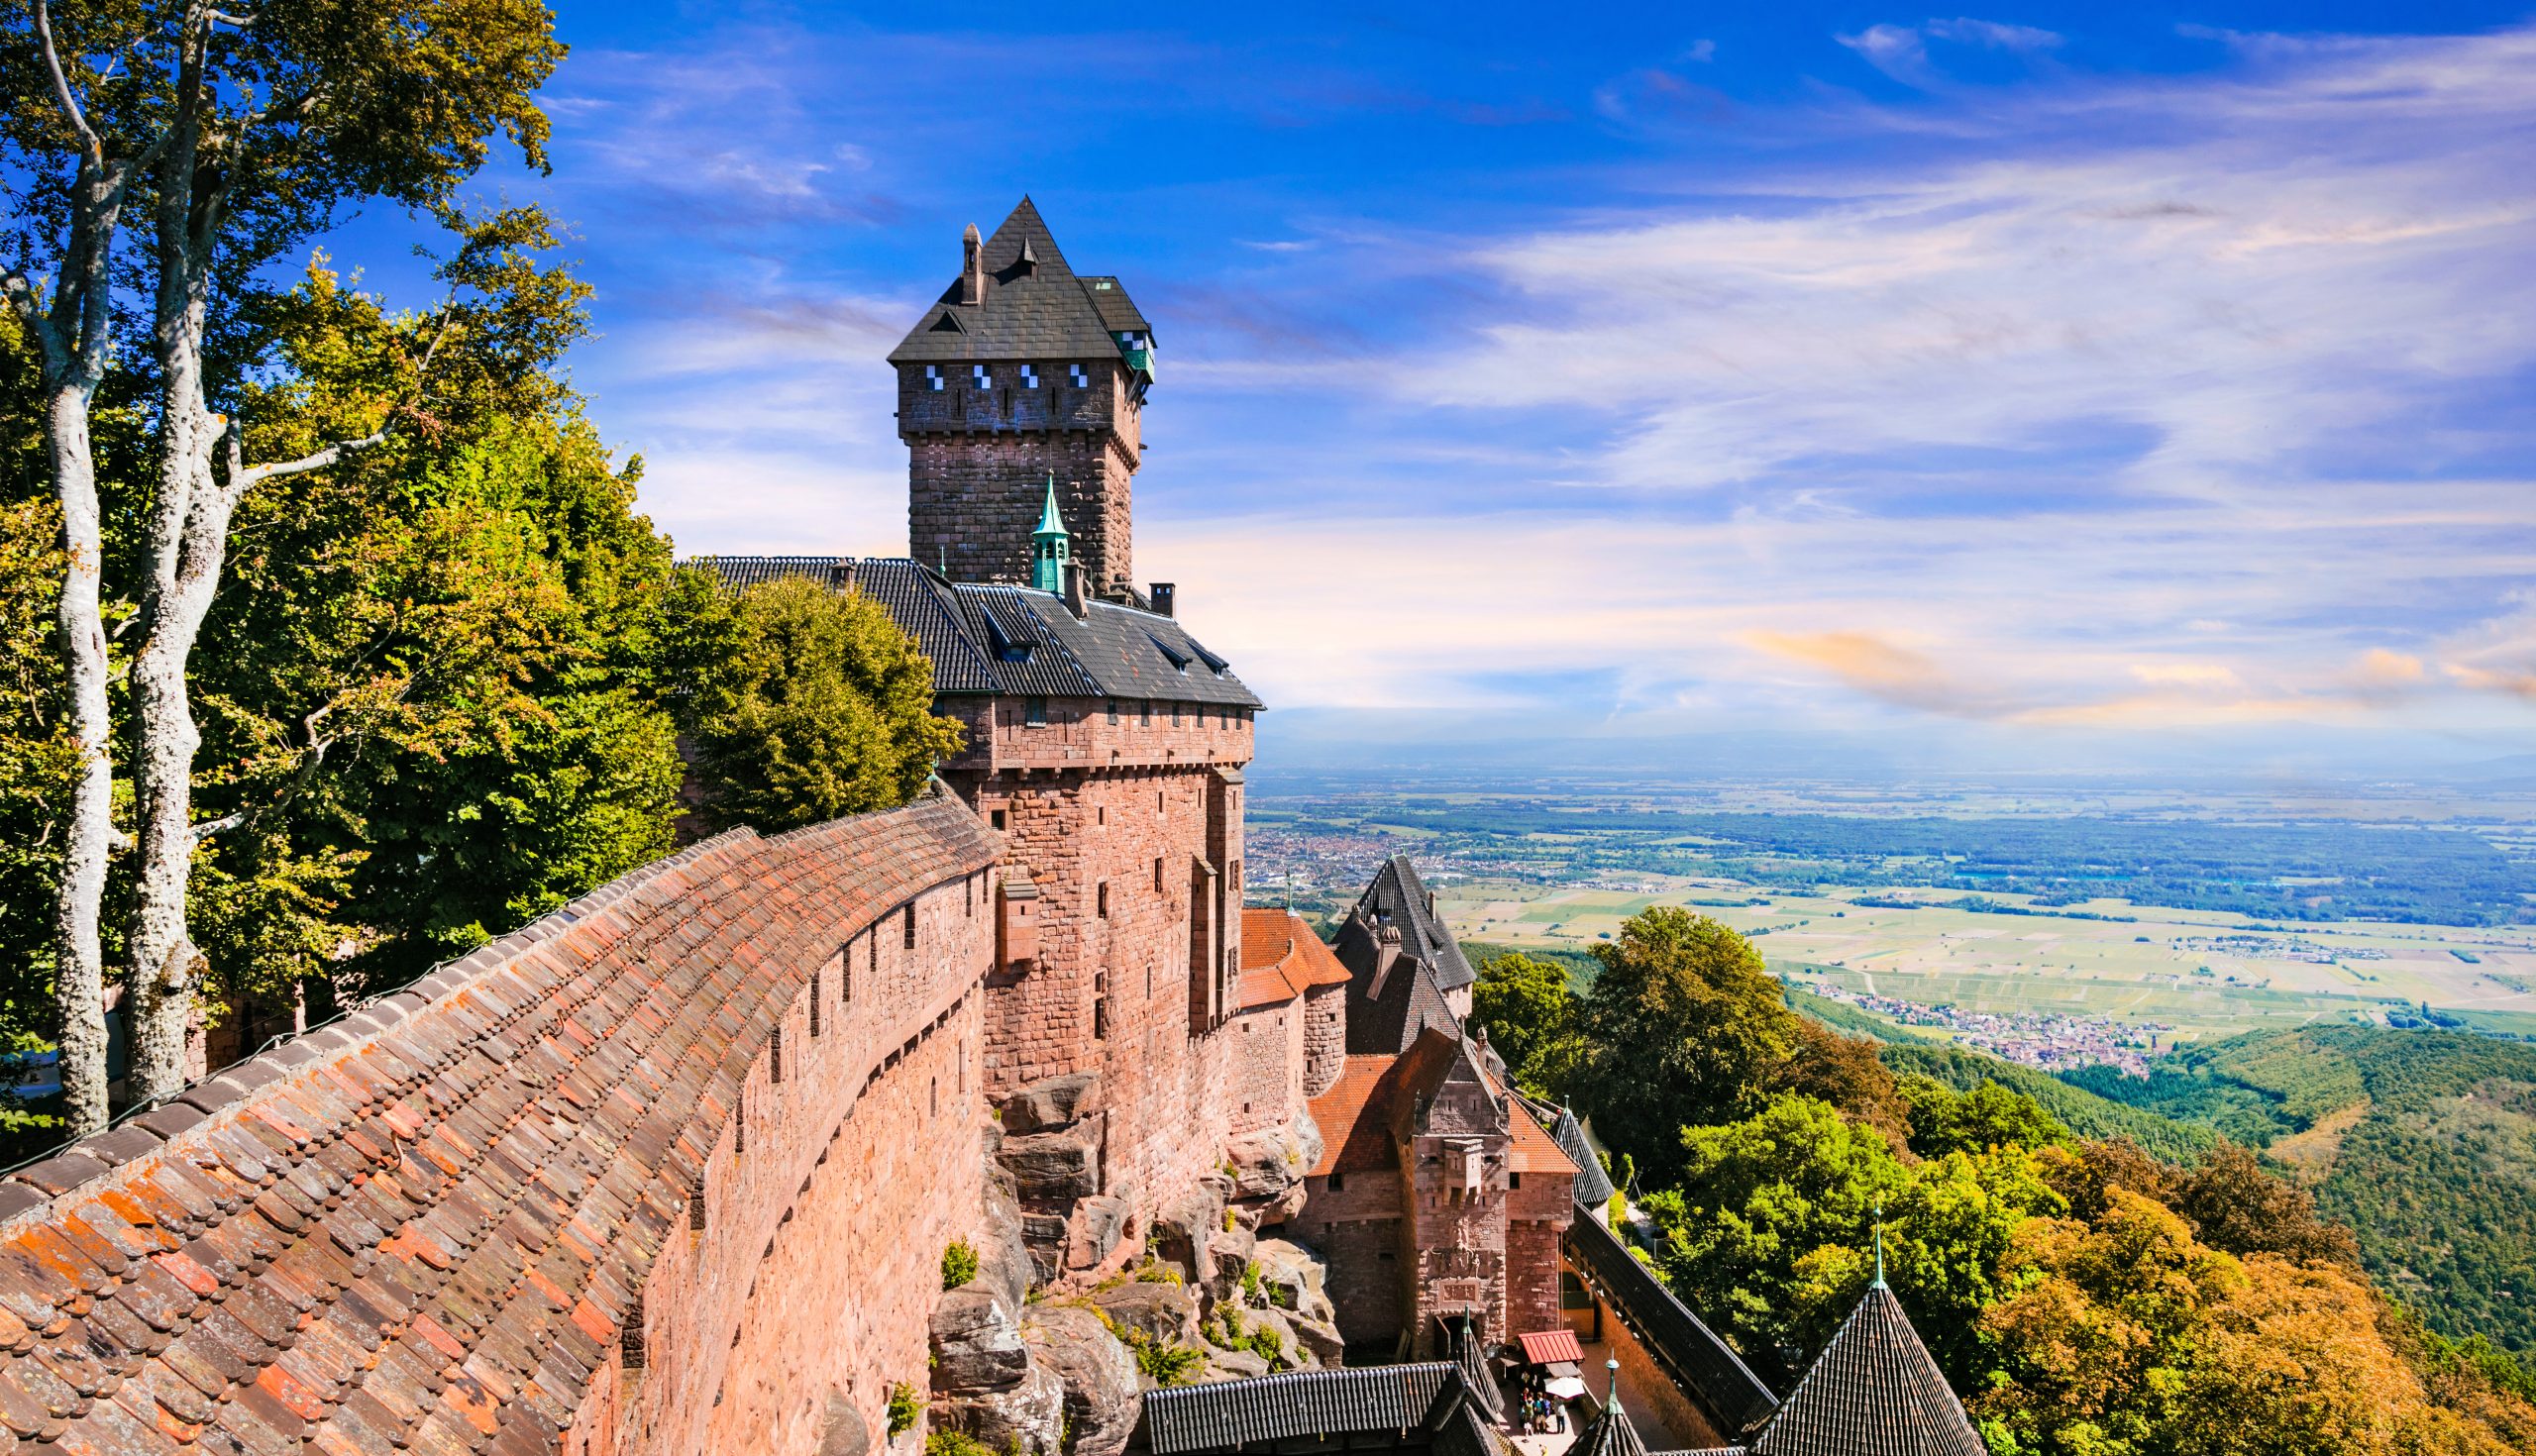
[{"xmin": 349, "ymin": 2, "xmax": 2536, "ymax": 776}]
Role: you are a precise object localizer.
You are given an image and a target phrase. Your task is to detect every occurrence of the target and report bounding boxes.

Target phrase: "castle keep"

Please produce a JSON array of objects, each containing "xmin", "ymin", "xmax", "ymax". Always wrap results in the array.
[{"xmin": 0, "ymin": 199, "xmax": 1979, "ymax": 1456}]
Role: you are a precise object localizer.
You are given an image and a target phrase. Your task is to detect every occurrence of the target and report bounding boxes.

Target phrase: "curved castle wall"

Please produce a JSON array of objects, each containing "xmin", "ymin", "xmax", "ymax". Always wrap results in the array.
[{"xmin": 0, "ymin": 795, "xmax": 998, "ymax": 1456}]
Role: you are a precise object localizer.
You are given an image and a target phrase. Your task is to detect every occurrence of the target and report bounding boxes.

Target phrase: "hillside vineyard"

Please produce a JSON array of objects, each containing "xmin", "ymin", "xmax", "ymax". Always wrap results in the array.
[{"xmin": 0, "ymin": 201, "xmax": 1973, "ymax": 1456}]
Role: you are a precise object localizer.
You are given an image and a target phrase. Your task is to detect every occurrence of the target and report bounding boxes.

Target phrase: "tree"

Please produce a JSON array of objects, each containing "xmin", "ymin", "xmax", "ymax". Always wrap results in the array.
[
  {"xmin": 0, "ymin": 0, "xmax": 175, "ymax": 1131},
  {"xmin": 190, "ymin": 217, "xmax": 687, "ymax": 996},
  {"xmin": 1574, "ymin": 906, "xmax": 1799, "ymax": 1182},
  {"xmin": 1641, "ymin": 1094, "xmax": 1907, "ymax": 1384},
  {"xmin": 1777, "ymin": 1017, "xmax": 1910, "ymax": 1147},
  {"xmin": 2171, "ymin": 1143, "xmax": 2361, "ymax": 1270},
  {"xmin": 1469, "ymin": 950, "xmax": 1583, "ymax": 1098},
  {"xmin": 118, "ymin": 0, "xmax": 563, "ymax": 1103},
  {"xmin": 1905, "ymin": 1076, "xmax": 2072, "ymax": 1162},
  {"xmin": 668, "ymin": 573, "xmax": 963, "ymax": 833}
]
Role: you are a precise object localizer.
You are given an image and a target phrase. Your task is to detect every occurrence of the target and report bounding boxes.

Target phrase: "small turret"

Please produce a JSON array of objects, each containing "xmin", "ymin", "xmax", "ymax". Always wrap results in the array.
[
  {"xmin": 961, "ymin": 223, "xmax": 986, "ymax": 305},
  {"xmin": 1032, "ymin": 475, "xmax": 1072, "ymax": 594}
]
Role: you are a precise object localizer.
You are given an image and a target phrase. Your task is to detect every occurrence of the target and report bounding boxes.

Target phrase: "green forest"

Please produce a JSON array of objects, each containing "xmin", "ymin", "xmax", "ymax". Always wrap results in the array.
[
  {"xmin": 2064, "ymin": 1027, "xmax": 2536, "ymax": 1357},
  {"xmin": 1470, "ymin": 916, "xmax": 2536, "ymax": 1455}
]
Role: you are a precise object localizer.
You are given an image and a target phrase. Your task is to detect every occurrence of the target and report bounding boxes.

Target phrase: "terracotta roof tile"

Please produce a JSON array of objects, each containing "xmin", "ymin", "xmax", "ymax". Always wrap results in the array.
[{"xmin": 0, "ymin": 794, "xmax": 995, "ymax": 1454}]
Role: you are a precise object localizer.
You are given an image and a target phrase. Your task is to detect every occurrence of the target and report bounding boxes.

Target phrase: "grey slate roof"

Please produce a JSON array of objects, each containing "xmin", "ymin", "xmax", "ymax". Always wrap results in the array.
[
  {"xmin": 684, "ymin": 556, "xmax": 1263, "ymax": 708},
  {"xmin": 1549, "ymin": 1107, "xmax": 1618, "ymax": 1205},
  {"xmin": 1747, "ymin": 1287, "xmax": 1983, "ymax": 1456},
  {"xmin": 1575, "ymin": 1394, "xmax": 1651, "ymax": 1456},
  {"xmin": 1564, "ymin": 1202, "xmax": 1777, "ymax": 1438},
  {"xmin": 889, "ymin": 198, "xmax": 1153, "ymax": 364},
  {"xmin": 1139, "ymin": 1363, "xmax": 1458, "ymax": 1454},
  {"xmin": 1350, "ymin": 857, "xmax": 1477, "ymax": 992},
  {"xmin": 1330, "ymin": 923, "xmax": 1463, "ymax": 1056}
]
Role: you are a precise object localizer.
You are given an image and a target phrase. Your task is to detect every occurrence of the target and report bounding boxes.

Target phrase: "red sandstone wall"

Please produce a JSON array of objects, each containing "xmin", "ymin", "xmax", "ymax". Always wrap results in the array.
[
  {"xmin": 899, "ymin": 356, "xmax": 1142, "ymax": 590},
  {"xmin": 571, "ymin": 827, "xmax": 1000, "ymax": 1456},
  {"xmin": 948, "ymin": 707, "xmax": 1255, "ymax": 1225},
  {"xmin": 1225, "ymin": 998, "xmax": 1299, "ymax": 1137},
  {"xmin": 1290, "ymin": 1171, "xmax": 1410, "ymax": 1349},
  {"xmin": 1302, "ymin": 984, "xmax": 1345, "ymax": 1098}
]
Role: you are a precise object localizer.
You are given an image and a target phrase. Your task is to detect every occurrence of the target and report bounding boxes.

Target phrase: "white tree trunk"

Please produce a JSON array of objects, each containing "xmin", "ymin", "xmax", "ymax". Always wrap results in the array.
[{"xmin": 45, "ymin": 382, "xmax": 115, "ymax": 1134}]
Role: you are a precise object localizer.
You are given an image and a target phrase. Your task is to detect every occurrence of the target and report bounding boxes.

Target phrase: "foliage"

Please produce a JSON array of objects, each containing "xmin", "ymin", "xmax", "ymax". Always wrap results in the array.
[
  {"xmin": 924, "ymin": 1432, "xmax": 1002, "ymax": 1456},
  {"xmin": 887, "ymin": 1381, "xmax": 922, "ymax": 1436},
  {"xmin": 1206, "ymin": 1303, "xmax": 1291, "ymax": 1373},
  {"xmin": 1469, "ymin": 949, "xmax": 1586, "ymax": 1098},
  {"xmin": 1904, "ymin": 1076, "xmax": 2071, "ymax": 1161},
  {"xmin": 1776, "ymin": 1017, "xmax": 1910, "ymax": 1146},
  {"xmin": 1109, "ymin": 1320, "xmax": 1202, "ymax": 1387},
  {"xmin": 2070, "ymin": 1026, "xmax": 2536, "ymax": 1353},
  {"xmin": 1574, "ymin": 907, "xmax": 1800, "ymax": 1185},
  {"xmin": 1887, "ymin": 1043, "xmax": 2220, "ymax": 1162},
  {"xmin": 941, "ymin": 1239, "xmax": 979, "ymax": 1291},
  {"xmin": 666, "ymin": 572, "xmax": 963, "ymax": 833}
]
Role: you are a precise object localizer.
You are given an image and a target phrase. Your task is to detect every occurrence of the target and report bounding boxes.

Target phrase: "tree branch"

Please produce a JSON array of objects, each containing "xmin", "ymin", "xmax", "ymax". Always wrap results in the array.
[
  {"xmin": 31, "ymin": 0, "xmax": 102, "ymax": 163},
  {"xmin": 225, "ymin": 301, "xmax": 458, "ymax": 492}
]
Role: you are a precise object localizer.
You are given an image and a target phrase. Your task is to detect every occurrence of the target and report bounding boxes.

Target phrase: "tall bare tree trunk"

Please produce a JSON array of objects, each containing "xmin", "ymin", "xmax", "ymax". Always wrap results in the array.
[
  {"xmin": 3, "ymin": 0, "xmax": 166, "ymax": 1133},
  {"xmin": 124, "ymin": 15, "xmax": 220, "ymax": 1104},
  {"xmin": 46, "ymin": 384, "xmax": 116, "ymax": 1131}
]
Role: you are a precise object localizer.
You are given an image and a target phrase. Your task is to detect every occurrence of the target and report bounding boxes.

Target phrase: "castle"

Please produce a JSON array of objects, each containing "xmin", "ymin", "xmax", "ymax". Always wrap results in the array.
[{"xmin": 0, "ymin": 199, "xmax": 1978, "ymax": 1456}]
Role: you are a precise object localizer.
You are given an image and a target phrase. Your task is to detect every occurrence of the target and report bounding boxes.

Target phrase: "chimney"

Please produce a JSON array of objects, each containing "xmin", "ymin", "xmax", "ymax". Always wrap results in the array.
[
  {"xmin": 1062, "ymin": 561, "xmax": 1089, "ymax": 619},
  {"xmin": 1149, "ymin": 582, "xmax": 1176, "ymax": 617},
  {"xmin": 961, "ymin": 223, "xmax": 986, "ymax": 305}
]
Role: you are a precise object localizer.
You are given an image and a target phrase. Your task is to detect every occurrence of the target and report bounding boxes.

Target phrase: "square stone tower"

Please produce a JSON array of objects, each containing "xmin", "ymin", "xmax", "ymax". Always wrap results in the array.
[{"xmin": 890, "ymin": 198, "xmax": 1155, "ymax": 595}]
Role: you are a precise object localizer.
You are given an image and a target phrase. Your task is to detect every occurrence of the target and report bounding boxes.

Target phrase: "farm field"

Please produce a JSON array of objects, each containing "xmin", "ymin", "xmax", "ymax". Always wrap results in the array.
[{"xmin": 1434, "ymin": 876, "xmax": 2536, "ymax": 1043}]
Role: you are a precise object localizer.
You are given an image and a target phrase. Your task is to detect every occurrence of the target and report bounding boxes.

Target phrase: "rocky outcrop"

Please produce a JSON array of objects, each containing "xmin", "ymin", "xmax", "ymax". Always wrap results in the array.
[
  {"xmin": 930, "ymin": 1283, "xmax": 1065, "ymax": 1455},
  {"xmin": 1068, "ymin": 1193, "xmax": 1130, "ymax": 1271},
  {"xmin": 1025, "ymin": 1306, "xmax": 1143, "ymax": 1456},
  {"xmin": 1223, "ymin": 1112, "xmax": 1321, "ymax": 1221},
  {"xmin": 1003, "ymin": 1125, "xmax": 1103, "ymax": 1202},
  {"xmin": 1002, "ymin": 1070, "xmax": 1101, "ymax": 1133},
  {"xmin": 1087, "ymin": 1280, "xmax": 1204, "ymax": 1348}
]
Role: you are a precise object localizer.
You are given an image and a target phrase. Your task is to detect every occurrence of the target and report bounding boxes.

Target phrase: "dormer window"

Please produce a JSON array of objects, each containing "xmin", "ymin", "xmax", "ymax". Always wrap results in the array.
[
  {"xmin": 923, "ymin": 365, "xmax": 945, "ymax": 391},
  {"xmin": 1020, "ymin": 364, "xmax": 1040, "ymax": 389},
  {"xmin": 1068, "ymin": 364, "xmax": 1090, "ymax": 388},
  {"xmin": 972, "ymin": 364, "xmax": 992, "ymax": 390}
]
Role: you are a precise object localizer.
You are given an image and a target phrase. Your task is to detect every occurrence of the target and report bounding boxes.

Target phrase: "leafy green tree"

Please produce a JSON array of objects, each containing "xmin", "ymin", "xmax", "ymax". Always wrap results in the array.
[
  {"xmin": 1470, "ymin": 950, "xmax": 1584, "ymax": 1097},
  {"xmin": 1906, "ymin": 1076, "xmax": 2072, "ymax": 1161},
  {"xmin": 1640, "ymin": 1094, "xmax": 1907, "ymax": 1383},
  {"xmin": 1574, "ymin": 906, "xmax": 1800, "ymax": 1182},
  {"xmin": 669, "ymin": 573, "xmax": 963, "ymax": 833},
  {"xmin": 1776, "ymin": 1016, "xmax": 1910, "ymax": 1146}
]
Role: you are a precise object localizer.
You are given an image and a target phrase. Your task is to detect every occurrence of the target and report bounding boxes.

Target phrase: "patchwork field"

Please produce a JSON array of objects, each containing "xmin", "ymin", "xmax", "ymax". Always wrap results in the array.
[{"xmin": 1435, "ymin": 877, "xmax": 2536, "ymax": 1043}]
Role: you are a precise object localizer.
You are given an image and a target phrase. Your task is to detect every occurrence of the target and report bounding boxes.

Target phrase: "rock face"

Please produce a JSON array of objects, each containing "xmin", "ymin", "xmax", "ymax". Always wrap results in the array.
[
  {"xmin": 1068, "ymin": 1194, "xmax": 1130, "ymax": 1271},
  {"xmin": 1148, "ymin": 1185, "xmax": 1222, "ymax": 1285},
  {"xmin": 1250, "ymin": 1237, "xmax": 1346, "ymax": 1365},
  {"xmin": 1002, "ymin": 1071, "xmax": 1102, "ymax": 1134},
  {"xmin": 1087, "ymin": 1280, "xmax": 1203, "ymax": 1348},
  {"xmin": 940, "ymin": 1363, "xmax": 1066, "ymax": 1456},
  {"xmin": 1223, "ymin": 1113, "xmax": 1321, "ymax": 1221},
  {"xmin": 1025, "ymin": 1306, "xmax": 1142, "ymax": 1456},
  {"xmin": 1002, "ymin": 1126, "xmax": 1102, "ymax": 1202},
  {"xmin": 932, "ymin": 1288, "xmax": 1031, "ymax": 1392}
]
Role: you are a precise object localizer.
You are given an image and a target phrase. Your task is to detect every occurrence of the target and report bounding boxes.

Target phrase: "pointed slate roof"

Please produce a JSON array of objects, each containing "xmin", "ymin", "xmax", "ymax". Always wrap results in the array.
[
  {"xmin": 1575, "ymin": 1383, "xmax": 1651, "ymax": 1456},
  {"xmin": 1747, "ymin": 1286, "xmax": 1984, "ymax": 1456},
  {"xmin": 1330, "ymin": 914, "xmax": 1463, "ymax": 1056},
  {"xmin": 889, "ymin": 198, "xmax": 1153, "ymax": 364},
  {"xmin": 1549, "ymin": 1106, "xmax": 1618, "ymax": 1204},
  {"xmin": 1337, "ymin": 857, "xmax": 1476, "ymax": 994}
]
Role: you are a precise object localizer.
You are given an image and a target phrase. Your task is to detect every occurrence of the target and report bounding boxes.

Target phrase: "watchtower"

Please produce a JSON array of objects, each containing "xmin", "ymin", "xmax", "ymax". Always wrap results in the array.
[{"xmin": 890, "ymin": 198, "xmax": 1155, "ymax": 595}]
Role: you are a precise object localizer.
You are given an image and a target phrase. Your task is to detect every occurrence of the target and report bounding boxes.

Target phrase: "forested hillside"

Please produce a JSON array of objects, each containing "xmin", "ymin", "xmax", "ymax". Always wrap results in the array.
[
  {"xmin": 1471, "ymin": 915, "xmax": 2536, "ymax": 1453},
  {"xmin": 2067, "ymin": 1026, "xmax": 2536, "ymax": 1356}
]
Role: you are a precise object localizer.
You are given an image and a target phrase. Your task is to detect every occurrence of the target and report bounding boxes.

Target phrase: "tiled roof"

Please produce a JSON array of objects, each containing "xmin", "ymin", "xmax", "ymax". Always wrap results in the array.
[
  {"xmin": 1139, "ymin": 1362, "xmax": 1457, "ymax": 1454},
  {"xmin": 1747, "ymin": 1287, "xmax": 1983, "ymax": 1456},
  {"xmin": 1307, "ymin": 1056, "xmax": 1401, "ymax": 1178},
  {"xmin": 1547, "ymin": 1107, "xmax": 1617, "ymax": 1205},
  {"xmin": 1344, "ymin": 858, "xmax": 1475, "ymax": 994},
  {"xmin": 1518, "ymin": 1330, "xmax": 1585, "ymax": 1365},
  {"xmin": 685, "ymin": 558, "xmax": 1263, "ymax": 709},
  {"xmin": 1564, "ymin": 1202, "xmax": 1778, "ymax": 1438},
  {"xmin": 1236, "ymin": 910, "xmax": 1352, "ymax": 1009},
  {"xmin": 888, "ymin": 199, "xmax": 1153, "ymax": 365},
  {"xmin": 0, "ymin": 794, "xmax": 997, "ymax": 1455},
  {"xmin": 1508, "ymin": 1100, "xmax": 1579, "ymax": 1178},
  {"xmin": 1329, "ymin": 922, "xmax": 1460, "ymax": 1058},
  {"xmin": 1575, "ymin": 1395, "xmax": 1651, "ymax": 1456}
]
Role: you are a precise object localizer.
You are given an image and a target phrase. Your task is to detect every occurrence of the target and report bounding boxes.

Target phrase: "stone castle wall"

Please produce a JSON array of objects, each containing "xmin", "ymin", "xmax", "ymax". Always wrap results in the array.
[{"xmin": 0, "ymin": 797, "xmax": 1002, "ymax": 1456}]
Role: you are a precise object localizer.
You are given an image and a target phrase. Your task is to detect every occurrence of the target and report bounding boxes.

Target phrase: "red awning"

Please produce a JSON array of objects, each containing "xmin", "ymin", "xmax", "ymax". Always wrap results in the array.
[{"xmin": 1518, "ymin": 1329, "xmax": 1585, "ymax": 1366}]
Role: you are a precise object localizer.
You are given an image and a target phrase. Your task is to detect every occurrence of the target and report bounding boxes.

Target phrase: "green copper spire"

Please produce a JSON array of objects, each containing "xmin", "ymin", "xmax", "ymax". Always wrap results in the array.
[
  {"xmin": 1031, "ymin": 473, "xmax": 1071, "ymax": 593},
  {"xmin": 1872, "ymin": 1202, "xmax": 1888, "ymax": 1290}
]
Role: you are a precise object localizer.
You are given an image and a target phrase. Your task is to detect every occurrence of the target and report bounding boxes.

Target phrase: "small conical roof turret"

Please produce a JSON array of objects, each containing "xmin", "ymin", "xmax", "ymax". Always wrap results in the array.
[{"xmin": 1031, "ymin": 474, "xmax": 1072, "ymax": 593}]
